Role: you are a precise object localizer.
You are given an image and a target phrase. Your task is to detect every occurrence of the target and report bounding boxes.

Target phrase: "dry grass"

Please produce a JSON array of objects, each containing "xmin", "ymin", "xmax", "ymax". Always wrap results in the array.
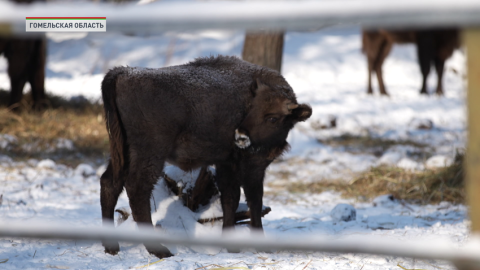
[
  {"xmin": 0, "ymin": 90, "xmax": 109, "ymax": 166},
  {"xmin": 318, "ymin": 134, "xmax": 430, "ymax": 158},
  {"xmin": 286, "ymin": 153, "xmax": 465, "ymax": 204}
]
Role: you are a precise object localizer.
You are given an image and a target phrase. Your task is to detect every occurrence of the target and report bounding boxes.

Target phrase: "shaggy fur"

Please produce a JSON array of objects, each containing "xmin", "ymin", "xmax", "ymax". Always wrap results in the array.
[
  {"xmin": 362, "ymin": 28, "xmax": 460, "ymax": 96},
  {"xmin": 101, "ymin": 55, "xmax": 312, "ymax": 258}
]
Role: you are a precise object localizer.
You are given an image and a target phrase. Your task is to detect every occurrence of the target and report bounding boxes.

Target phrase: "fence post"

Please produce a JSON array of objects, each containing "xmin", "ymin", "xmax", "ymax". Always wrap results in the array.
[{"xmin": 462, "ymin": 28, "xmax": 480, "ymax": 270}]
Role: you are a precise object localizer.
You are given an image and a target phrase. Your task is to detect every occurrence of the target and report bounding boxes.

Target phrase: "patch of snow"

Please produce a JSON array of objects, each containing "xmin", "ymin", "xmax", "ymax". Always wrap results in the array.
[
  {"xmin": 51, "ymin": 138, "xmax": 75, "ymax": 151},
  {"xmin": 74, "ymin": 164, "xmax": 96, "ymax": 177},
  {"xmin": 377, "ymin": 152, "xmax": 403, "ymax": 166},
  {"xmin": 330, "ymin": 203, "xmax": 356, "ymax": 222},
  {"xmin": 408, "ymin": 117, "xmax": 434, "ymax": 130},
  {"xmin": 0, "ymin": 134, "xmax": 17, "ymax": 149},
  {"xmin": 397, "ymin": 157, "xmax": 424, "ymax": 171},
  {"xmin": 96, "ymin": 164, "xmax": 107, "ymax": 177},
  {"xmin": 426, "ymin": 155, "xmax": 454, "ymax": 168},
  {"xmin": 372, "ymin": 194, "xmax": 399, "ymax": 208},
  {"xmin": 36, "ymin": 159, "xmax": 56, "ymax": 169}
]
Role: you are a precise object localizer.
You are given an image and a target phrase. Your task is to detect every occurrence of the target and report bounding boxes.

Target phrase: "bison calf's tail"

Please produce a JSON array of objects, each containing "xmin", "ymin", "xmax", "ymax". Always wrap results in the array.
[{"xmin": 101, "ymin": 68, "xmax": 127, "ymax": 185}]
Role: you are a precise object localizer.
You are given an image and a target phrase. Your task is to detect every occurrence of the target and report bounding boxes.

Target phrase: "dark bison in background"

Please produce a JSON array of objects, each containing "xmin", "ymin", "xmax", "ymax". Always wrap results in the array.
[
  {"xmin": 1, "ymin": 0, "xmax": 47, "ymax": 110},
  {"xmin": 0, "ymin": 37, "xmax": 47, "ymax": 109},
  {"xmin": 362, "ymin": 28, "xmax": 460, "ymax": 96},
  {"xmin": 100, "ymin": 55, "xmax": 312, "ymax": 258}
]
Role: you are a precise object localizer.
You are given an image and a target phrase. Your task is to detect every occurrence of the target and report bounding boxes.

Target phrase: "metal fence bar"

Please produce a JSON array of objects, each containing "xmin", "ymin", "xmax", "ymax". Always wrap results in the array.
[
  {"xmin": 1, "ymin": 0, "xmax": 480, "ymax": 35},
  {"xmin": 0, "ymin": 221, "xmax": 479, "ymax": 268}
]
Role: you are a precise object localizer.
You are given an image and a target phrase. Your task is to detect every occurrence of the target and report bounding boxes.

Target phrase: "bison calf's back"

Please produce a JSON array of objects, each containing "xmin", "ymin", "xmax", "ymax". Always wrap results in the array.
[{"xmin": 100, "ymin": 55, "xmax": 312, "ymax": 258}]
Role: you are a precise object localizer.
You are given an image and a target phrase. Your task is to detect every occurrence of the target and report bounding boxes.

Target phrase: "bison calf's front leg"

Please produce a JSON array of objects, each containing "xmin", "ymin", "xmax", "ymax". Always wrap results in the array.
[
  {"xmin": 242, "ymin": 170, "xmax": 266, "ymax": 233},
  {"xmin": 216, "ymin": 164, "xmax": 241, "ymax": 253},
  {"xmin": 243, "ymin": 165, "xmax": 275, "ymax": 253}
]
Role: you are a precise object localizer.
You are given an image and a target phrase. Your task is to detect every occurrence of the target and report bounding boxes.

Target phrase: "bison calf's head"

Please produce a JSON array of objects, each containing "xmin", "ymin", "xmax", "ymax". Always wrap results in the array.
[{"xmin": 235, "ymin": 78, "xmax": 312, "ymax": 152}]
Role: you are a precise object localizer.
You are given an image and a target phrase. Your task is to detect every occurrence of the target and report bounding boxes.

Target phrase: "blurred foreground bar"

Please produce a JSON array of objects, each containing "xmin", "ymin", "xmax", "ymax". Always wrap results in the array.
[{"xmin": 0, "ymin": 0, "xmax": 480, "ymax": 36}]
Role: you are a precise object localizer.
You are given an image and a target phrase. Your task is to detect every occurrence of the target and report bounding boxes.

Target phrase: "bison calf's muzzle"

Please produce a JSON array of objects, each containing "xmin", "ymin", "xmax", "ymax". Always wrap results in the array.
[{"xmin": 100, "ymin": 55, "xmax": 311, "ymax": 258}]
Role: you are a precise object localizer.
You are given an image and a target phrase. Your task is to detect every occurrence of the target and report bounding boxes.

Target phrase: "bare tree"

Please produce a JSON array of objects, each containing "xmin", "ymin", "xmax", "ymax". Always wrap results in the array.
[{"xmin": 242, "ymin": 31, "xmax": 284, "ymax": 72}]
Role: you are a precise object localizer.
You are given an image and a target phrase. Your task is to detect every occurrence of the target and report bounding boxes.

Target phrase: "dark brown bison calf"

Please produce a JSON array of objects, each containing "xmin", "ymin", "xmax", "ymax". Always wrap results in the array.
[
  {"xmin": 100, "ymin": 55, "xmax": 312, "ymax": 258},
  {"xmin": 362, "ymin": 29, "xmax": 460, "ymax": 96}
]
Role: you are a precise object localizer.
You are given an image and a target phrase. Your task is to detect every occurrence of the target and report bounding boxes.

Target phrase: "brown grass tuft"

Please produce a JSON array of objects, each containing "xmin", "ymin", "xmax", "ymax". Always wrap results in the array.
[
  {"xmin": 317, "ymin": 134, "xmax": 430, "ymax": 158},
  {"xmin": 0, "ymin": 90, "xmax": 109, "ymax": 166},
  {"xmin": 286, "ymin": 153, "xmax": 464, "ymax": 204}
]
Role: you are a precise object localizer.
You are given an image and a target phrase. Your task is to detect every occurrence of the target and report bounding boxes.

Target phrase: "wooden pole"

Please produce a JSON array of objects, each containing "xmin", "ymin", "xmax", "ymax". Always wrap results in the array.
[
  {"xmin": 462, "ymin": 28, "xmax": 480, "ymax": 270},
  {"xmin": 466, "ymin": 28, "xmax": 480, "ymax": 233},
  {"xmin": 242, "ymin": 31, "xmax": 285, "ymax": 72}
]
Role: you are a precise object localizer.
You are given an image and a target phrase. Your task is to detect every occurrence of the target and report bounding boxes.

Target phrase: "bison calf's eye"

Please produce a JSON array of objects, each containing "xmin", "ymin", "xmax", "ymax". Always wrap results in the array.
[{"xmin": 267, "ymin": 117, "xmax": 278, "ymax": 124}]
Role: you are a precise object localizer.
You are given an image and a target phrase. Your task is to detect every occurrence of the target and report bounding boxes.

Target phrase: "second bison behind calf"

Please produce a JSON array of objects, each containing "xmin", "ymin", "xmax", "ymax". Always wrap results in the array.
[{"xmin": 100, "ymin": 55, "xmax": 311, "ymax": 258}]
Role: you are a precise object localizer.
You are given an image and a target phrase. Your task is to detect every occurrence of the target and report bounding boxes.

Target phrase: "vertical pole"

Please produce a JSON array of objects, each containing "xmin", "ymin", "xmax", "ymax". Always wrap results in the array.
[
  {"xmin": 466, "ymin": 28, "xmax": 480, "ymax": 234},
  {"xmin": 452, "ymin": 26, "xmax": 480, "ymax": 270}
]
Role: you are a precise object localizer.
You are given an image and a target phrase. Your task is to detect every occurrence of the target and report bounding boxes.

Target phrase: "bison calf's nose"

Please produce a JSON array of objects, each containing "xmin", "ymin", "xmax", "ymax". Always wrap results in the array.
[{"xmin": 235, "ymin": 129, "xmax": 251, "ymax": 149}]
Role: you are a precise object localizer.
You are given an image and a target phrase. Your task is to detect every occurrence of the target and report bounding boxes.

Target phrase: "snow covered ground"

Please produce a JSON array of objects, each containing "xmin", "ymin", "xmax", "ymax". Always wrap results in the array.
[
  {"xmin": 0, "ymin": 25, "xmax": 469, "ymax": 269},
  {"xmin": 0, "ymin": 159, "xmax": 469, "ymax": 269}
]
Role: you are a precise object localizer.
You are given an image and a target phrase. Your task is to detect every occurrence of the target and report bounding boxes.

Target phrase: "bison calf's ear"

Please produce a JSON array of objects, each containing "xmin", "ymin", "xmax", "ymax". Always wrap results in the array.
[
  {"xmin": 292, "ymin": 104, "xmax": 312, "ymax": 123},
  {"xmin": 250, "ymin": 78, "xmax": 269, "ymax": 96}
]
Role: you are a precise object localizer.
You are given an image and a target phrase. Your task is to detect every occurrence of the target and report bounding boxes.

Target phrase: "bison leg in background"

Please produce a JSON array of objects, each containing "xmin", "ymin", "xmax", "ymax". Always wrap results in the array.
[
  {"xmin": 362, "ymin": 31, "xmax": 380, "ymax": 95},
  {"xmin": 100, "ymin": 162, "xmax": 125, "ymax": 255},
  {"xmin": 434, "ymin": 55, "xmax": 446, "ymax": 96},
  {"xmin": 416, "ymin": 32, "xmax": 435, "ymax": 95},
  {"xmin": 124, "ymin": 157, "xmax": 173, "ymax": 258},
  {"xmin": 367, "ymin": 55, "xmax": 374, "ymax": 95},
  {"xmin": 374, "ymin": 40, "xmax": 393, "ymax": 96},
  {"xmin": 362, "ymin": 31, "xmax": 392, "ymax": 96},
  {"xmin": 8, "ymin": 73, "xmax": 28, "ymax": 109},
  {"xmin": 29, "ymin": 39, "xmax": 47, "ymax": 109},
  {"xmin": 7, "ymin": 42, "xmax": 30, "ymax": 109},
  {"xmin": 3, "ymin": 38, "xmax": 47, "ymax": 110}
]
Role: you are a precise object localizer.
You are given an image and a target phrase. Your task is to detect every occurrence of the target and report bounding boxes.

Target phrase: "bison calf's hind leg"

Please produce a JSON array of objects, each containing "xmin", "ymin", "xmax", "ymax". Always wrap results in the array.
[
  {"xmin": 100, "ymin": 162, "xmax": 125, "ymax": 255},
  {"xmin": 124, "ymin": 165, "xmax": 173, "ymax": 259}
]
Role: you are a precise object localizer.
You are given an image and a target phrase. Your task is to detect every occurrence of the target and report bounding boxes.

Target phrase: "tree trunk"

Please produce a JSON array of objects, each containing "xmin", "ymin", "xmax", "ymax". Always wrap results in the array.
[{"xmin": 242, "ymin": 31, "xmax": 284, "ymax": 72}]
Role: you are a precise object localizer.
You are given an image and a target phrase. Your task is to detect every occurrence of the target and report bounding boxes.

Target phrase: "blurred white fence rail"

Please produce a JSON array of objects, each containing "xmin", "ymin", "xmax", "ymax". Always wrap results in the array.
[
  {"xmin": 0, "ymin": 221, "xmax": 479, "ymax": 268},
  {"xmin": 1, "ymin": 0, "xmax": 480, "ymax": 36}
]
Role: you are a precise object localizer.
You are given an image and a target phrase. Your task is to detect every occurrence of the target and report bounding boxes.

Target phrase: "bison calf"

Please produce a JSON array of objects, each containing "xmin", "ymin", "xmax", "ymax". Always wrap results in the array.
[
  {"xmin": 362, "ymin": 28, "xmax": 460, "ymax": 96},
  {"xmin": 100, "ymin": 55, "xmax": 312, "ymax": 258}
]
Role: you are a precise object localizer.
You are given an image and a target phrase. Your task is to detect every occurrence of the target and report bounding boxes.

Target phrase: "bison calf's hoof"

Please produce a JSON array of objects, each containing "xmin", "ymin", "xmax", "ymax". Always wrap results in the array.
[
  {"xmin": 235, "ymin": 129, "xmax": 251, "ymax": 149},
  {"xmin": 147, "ymin": 245, "xmax": 174, "ymax": 259},
  {"xmin": 103, "ymin": 242, "xmax": 120, "ymax": 256},
  {"xmin": 227, "ymin": 247, "xmax": 241, "ymax": 253}
]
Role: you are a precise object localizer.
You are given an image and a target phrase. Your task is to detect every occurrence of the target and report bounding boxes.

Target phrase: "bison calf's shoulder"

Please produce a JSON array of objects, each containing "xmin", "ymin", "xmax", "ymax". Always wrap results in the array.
[{"xmin": 100, "ymin": 55, "xmax": 312, "ymax": 258}]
